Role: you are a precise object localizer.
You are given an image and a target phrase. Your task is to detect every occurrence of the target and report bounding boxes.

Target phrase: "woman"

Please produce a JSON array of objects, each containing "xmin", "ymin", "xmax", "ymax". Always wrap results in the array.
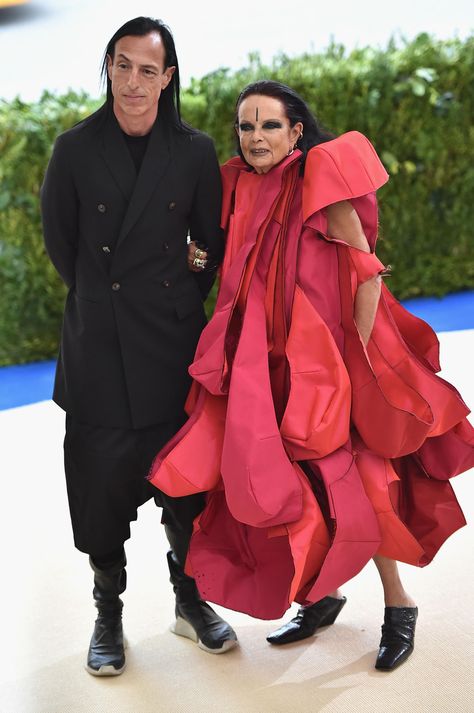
[{"xmin": 149, "ymin": 81, "xmax": 474, "ymax": 671}]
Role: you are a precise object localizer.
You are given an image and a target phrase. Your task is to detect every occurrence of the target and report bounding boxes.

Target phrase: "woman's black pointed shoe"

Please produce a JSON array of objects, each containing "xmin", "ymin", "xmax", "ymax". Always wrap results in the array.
[
  {"xmin": 266, "ymin": 596, "xmax": 347, "ymax": 645},
  {"xmin": 375, "ymin": 606, "xmax": 418, "ymax": 671}
]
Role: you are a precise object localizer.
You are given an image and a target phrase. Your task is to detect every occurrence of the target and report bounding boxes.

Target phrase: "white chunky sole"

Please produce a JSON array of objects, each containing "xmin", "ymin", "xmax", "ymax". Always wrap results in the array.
[
  {"xmin": 85, "ymin": 636, "xmax": 128, "ymax": 676},
  {"xmin": 85, "ymin": 662, "xmax": 126, "ymax": 676},
  {"xmin": 171, "ymin": 617, "xmax": 238, "ymax": 654}
]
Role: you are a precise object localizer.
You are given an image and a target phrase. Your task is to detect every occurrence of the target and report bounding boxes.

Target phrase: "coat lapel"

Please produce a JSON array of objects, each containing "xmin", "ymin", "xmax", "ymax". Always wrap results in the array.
[{"xmin": 116, "ymin": 116, "xmax": 171, "ymax": 248}]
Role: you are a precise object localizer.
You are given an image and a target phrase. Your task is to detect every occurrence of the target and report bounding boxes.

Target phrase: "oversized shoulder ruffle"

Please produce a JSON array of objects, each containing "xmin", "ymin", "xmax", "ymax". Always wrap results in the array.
[{"xmin": 302, "ymin": 131, "xmax": 389, "ymax": 220}]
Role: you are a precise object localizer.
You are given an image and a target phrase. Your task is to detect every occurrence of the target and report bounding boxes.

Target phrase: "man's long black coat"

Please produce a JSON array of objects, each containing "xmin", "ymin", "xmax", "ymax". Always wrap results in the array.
[{"xmin": 41, "ymin": 106, "xmax": 223, "ymax": 429}]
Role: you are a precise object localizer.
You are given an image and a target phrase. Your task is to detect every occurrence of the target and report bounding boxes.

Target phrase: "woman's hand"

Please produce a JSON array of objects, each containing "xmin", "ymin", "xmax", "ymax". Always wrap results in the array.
[{"xmin": 187, "ymin": 240, "xmax": 208, "ymax": 272}]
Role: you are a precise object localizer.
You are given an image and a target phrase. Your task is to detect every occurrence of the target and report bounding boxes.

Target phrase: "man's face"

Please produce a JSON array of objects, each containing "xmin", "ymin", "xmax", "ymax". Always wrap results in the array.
[{"xmin": 107, "ymin": 32, "xmax": 175, "ymax": 129}]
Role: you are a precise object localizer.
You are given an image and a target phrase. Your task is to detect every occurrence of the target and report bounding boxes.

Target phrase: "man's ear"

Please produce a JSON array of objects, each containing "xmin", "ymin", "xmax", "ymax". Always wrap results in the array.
[
  {"xmin": 106, "ymin": 54, "xmax": 113, "ymax": 80},
  {"xmin": 161, "ymin": 65, "xmax": 176, "ymax": 89}
]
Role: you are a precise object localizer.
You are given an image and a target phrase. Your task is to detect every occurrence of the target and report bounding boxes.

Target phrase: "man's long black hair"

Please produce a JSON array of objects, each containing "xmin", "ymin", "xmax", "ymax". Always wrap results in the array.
[{"xmin": 100, "ymin": 16, "xmax": 192, "ymax": 132}]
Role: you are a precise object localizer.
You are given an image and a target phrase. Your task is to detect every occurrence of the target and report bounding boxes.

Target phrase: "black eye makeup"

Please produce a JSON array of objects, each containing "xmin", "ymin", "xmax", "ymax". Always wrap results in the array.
[
  {"xmin": 262, "ymin": 121, "xmax": 283, "ymax": 129},
  {"xmin": 238, "ymin": 120, "xmax": 284, "ymax": 132}
]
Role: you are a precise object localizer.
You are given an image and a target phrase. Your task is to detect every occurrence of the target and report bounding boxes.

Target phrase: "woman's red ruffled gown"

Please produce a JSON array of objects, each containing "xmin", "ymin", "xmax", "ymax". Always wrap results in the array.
[{"xmin": 148, "ymin": 132, "xmax": 474, "ymax": 619}]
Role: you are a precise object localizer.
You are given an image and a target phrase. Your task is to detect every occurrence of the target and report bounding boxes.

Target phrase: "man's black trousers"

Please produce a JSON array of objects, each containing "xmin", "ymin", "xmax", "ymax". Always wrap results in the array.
[{"xmin": 63, "ymin": 415, "xmax": 205, "ymax": 557}]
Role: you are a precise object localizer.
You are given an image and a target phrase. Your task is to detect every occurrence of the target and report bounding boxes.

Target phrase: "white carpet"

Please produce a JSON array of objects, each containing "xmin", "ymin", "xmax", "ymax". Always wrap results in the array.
[{"xmin": 0, "ymin": 330, "xmax": 473, "ymax": 713}]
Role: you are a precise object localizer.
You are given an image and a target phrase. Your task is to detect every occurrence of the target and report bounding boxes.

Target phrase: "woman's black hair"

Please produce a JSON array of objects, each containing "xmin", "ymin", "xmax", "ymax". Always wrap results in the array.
[
  {"xmin": 100, "ymin": 16, "xmax": 192, "ymax": 132},
  {"xmin": 235, "ymin": 80, "xmax": 334, "ymax": 167}
]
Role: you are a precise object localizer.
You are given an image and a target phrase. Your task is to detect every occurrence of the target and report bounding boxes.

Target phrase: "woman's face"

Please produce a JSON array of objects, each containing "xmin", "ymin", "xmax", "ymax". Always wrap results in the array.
[{"xmin": 236, "ymin": 95, "xmax": 303, "ymax": 174}]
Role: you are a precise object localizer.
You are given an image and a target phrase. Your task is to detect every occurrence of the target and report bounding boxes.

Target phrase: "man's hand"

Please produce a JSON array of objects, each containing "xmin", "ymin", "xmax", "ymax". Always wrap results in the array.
[{"xmin": 187, "ymin": 240, "xmax": 208, "ymax": 272}]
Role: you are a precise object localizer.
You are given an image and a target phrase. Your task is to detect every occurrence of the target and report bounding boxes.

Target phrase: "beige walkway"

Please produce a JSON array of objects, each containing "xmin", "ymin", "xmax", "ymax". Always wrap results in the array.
[{"xmin": 1, "ymin": 330, "xmax": 473, "ymax": 713}]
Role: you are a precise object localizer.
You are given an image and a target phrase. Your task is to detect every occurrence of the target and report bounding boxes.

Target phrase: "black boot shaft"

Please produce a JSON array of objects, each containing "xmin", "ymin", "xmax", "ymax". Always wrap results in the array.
[
  {"xmin": 86, "ymin": 553, "xmax": 127, "ymax": 676},
  {"xmin": 164, "ymin": 529, "xmax": 238, "ymax": 654},
  {"xmin": 90, "ymin": 551, "xmax": 127, "ymax": 607}
]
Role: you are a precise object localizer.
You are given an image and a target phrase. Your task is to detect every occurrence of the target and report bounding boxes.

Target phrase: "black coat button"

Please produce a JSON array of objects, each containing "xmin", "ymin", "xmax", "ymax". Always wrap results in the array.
[
  {"xmin": 168, "ymin": 201, "xmax": 176, "ymax": 211},
  {"xmin": 97, "ymin": 203, "xmax": 106, "ymax": 213},
  {"xmin": 111, "ymin": 282, "xmax": 121, "ymax": 291},
  {"xmin": 102, "ymin": 246, "xmax": 111, "ymax": 254},
  {"xmin": 163, "ymin": 242, "xmax": 169, "ymax": 251},
  {"xmin": 161, "ymin": 279, "xmax": 171, "ymax": 288}
]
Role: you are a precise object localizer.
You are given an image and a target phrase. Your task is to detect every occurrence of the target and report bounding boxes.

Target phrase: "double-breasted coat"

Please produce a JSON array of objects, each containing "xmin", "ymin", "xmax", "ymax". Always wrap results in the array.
[{"xmin": 41, "ymin": 105, "xmax": 223, "ymax": 429}]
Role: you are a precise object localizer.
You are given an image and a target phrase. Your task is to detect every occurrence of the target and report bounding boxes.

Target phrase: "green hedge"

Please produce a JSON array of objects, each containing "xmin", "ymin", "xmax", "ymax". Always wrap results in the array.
[
  {"xmin": 1, "ymin": 34, "xmax": 473, "ymax": 365},
  {"xmin": 0, "ymin": 93, "xmax": 100, "ymax": 365},
  {"xmin": 182, "ymin": 34, "xmax": 474, "ymax": 299}
]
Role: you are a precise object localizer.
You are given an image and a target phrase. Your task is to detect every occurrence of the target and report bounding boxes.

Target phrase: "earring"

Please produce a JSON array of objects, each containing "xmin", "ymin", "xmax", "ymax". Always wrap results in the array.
[
  {"xmin": 287, "ymin": 147, "xmax": 294, "ymax": 156},
  {"xmin": 292, "ymin": 130, "xmax": 304, "ymax": 151}
]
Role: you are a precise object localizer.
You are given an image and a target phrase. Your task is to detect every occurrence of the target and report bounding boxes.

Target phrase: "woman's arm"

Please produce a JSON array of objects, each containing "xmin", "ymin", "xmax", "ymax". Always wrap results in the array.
[
  {"xmin": 353, "ymin": 277, "xmax": 382, "ymax": 346},
  {"xmin": 327, "ymin": 200, "xmax": 381, "ymax": 346}
]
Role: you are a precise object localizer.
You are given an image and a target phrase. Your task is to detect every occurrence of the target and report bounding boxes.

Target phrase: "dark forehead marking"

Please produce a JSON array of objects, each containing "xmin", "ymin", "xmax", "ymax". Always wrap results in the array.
[{"xmin": 256, "ymin": 106, "xmax": 259, "ymax": 121}]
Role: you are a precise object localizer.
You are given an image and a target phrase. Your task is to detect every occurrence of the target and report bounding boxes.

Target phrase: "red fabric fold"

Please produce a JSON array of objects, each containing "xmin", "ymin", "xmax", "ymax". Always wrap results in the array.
[{"xmin": 148, "ymin": 131, "xmax": 473, "ymax": 619}]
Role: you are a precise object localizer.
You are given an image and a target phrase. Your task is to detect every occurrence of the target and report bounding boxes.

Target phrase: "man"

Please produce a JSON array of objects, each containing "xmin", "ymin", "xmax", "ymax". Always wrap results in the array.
[{"xmin": 41, "ymin": 16, "xmax": 237, "ymax": 676}]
